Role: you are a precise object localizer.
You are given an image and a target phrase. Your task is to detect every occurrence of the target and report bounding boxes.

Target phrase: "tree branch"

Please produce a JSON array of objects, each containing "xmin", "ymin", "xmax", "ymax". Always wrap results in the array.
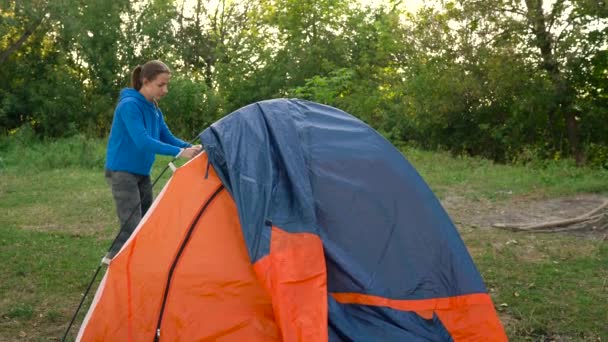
[
  {"xmin": 0, "ymin": 17, "xmax": 44, "ymax": 65},
  {"xmin": 547, "ymin": 0, "xmax": 566, "ymax": 31},
  {"xmin": 556, "ymin": 19, "xmax": 574, "ymax": 43},
  {"xmin": 493, "ymin": 199, "xmax": 608, "ymax": 231},
  {"xmin": 500, "ymin": 6, "xmax": 528, "ymax": 17}
]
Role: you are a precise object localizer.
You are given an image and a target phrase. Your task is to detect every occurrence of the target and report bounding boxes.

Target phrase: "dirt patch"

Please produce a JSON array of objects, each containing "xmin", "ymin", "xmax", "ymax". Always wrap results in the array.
[{"xmin": 442, "ymin": 193, "xmax": 608, "ymax": 240}]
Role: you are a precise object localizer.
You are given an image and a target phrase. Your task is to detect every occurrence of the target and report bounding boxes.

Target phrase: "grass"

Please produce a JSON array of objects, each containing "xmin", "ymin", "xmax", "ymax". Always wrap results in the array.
[
  {"xmin": 0, "ymin": 226, "xmax": 107, "ymax": 339},
  {"xmin": 403, "ymin": 146, "xmax": 608, "ymax": 200},
  {"xmin": 0, "ymin": 137, "xmax": 607, "ymax": 341},
  {"xmin": 463, "ymin": 229, "xmax": 608, "ymax": 340}
]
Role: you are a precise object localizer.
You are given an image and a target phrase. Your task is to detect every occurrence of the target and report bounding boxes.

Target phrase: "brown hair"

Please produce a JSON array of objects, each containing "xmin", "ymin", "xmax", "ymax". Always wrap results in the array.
[{"xmin": 131, "ymin": 60, "xmax": 171, "ymax": 90}]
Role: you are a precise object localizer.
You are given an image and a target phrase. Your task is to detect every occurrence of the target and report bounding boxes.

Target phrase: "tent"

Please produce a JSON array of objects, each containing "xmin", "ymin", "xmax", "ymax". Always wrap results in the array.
[{"xmin": 77, "ymin": 99, "xmax": 507, "ymax": 341}]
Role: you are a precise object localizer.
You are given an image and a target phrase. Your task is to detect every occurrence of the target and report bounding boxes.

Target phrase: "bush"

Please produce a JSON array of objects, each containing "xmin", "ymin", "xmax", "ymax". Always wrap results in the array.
[
  {"xmin": 586, "ymin": 143, "xmax": 608, "ymax": 169},
  {"xmin": 160, "ymin": 76, "xmax": 223, "ymax": 139}
]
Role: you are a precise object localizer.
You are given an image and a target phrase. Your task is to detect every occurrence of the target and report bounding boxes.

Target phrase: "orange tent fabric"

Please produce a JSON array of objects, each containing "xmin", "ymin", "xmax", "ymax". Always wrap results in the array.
[{"xmin": 78, "ymin": 153, "xmax": 281, "ymax": 341}]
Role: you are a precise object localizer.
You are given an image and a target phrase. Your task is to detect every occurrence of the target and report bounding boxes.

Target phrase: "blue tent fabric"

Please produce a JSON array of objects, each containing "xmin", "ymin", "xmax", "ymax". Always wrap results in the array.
[
  {"xmin": 327, "ymin": 300, "xmax": 454, "ymax": 341},
  {"xmin": 200, "ymin": 99, "xmax": 493, "ymax": 340}
]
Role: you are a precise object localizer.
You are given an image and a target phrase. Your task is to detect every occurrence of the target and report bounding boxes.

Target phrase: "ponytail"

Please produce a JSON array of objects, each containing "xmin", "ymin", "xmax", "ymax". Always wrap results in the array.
[
  {"xmin": 131, "ymin": 65, "xmax": 143, "ymax": 90},
  {"xmin": 130, "ymin": 61, "xmax": 170, "ymax": 90}
]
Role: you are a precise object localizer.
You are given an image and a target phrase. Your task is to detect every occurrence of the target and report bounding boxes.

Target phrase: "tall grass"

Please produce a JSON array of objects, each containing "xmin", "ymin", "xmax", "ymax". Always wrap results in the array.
[{"xmin": 0, "ymin": 132, "xmax": 106, "ymax": 172}]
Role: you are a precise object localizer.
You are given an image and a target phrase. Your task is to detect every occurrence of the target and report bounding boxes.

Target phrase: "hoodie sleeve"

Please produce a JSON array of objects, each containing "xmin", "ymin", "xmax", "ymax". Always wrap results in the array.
[
  {"xmin": 119, "ymin": 101, "xmax": 182, "ymax": 156},
  {"xmin": 159, "ymin": 111, "xmax": 192, "ymax": 148}
]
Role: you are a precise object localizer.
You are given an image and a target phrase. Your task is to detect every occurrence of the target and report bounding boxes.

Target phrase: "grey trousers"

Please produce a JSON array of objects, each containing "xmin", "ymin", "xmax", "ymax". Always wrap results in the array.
[{"xmin": 105, "ymin": 170, "xmax": 153, "ymax": 257}]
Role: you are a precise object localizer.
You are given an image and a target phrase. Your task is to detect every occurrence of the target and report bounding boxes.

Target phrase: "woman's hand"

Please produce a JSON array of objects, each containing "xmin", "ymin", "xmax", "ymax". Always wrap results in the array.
[{"xmin": 178, "ymin": 146, "xmax": 202, "ymax": 160}]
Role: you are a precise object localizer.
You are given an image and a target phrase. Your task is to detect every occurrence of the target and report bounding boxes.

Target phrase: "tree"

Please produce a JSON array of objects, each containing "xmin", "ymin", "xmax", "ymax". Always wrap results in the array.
[
  {"xmin": 450, "ymin": 0, "xmax": 608, "ymax": 164},
  {"xmin": 258, "ymin": 0, "xmax": 354, "ymax": 94}
]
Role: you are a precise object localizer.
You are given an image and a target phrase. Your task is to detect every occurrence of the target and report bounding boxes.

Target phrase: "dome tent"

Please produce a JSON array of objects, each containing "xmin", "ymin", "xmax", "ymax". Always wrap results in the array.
[{"xmin": 77, "ymin": 99, "xmax": 507, "ymax": 341}]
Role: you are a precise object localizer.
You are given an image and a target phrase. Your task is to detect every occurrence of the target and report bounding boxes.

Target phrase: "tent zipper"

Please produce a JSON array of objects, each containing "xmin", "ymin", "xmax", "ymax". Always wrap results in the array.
[{"xmin": 153, "ymin": 184, "xmax": 224, "ymax": 342}]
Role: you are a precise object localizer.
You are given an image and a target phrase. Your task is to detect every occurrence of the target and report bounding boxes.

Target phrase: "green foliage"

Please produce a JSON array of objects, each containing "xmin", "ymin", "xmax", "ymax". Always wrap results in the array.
[
  {"xmin": 288, "ymin": 5, "xmax": 411, "ymax": 142},
  {"xmin": 292, "ymin": 68, "xmax": 355, "ymax": 104},
  {"xmin": 0, "ymin": 0, "xmax": 607, "ymax": 165},
  {"xmin": 161, "ymin": 76, "xmax": 223, "ymax": 138},
  {"xmin": 586, "ymin": 143, "xmax": 608, "ymax": 169}
]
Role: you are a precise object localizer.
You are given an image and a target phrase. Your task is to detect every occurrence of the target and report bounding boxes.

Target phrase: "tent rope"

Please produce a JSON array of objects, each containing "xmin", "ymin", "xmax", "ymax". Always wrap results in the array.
[{"xmin": 61, "ymin": 136, "xmax": 203, "ymax": 341}]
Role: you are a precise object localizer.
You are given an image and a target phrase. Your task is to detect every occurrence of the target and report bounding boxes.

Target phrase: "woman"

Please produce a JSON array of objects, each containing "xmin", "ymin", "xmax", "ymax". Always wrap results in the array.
[{"xmin": 104, "ymin": 60, "xmax": 201, "ymax": 260}]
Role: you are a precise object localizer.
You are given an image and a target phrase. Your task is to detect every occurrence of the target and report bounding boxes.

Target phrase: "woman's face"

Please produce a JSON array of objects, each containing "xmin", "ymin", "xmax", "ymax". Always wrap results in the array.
[{"xmin": 142, "ymin": 73, "xmax": 171, "ymax": 101}]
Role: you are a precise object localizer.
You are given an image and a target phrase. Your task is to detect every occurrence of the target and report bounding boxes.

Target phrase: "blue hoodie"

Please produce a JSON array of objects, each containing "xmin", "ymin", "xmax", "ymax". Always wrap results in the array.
[{"xmin": 105, "ymin": 88, "xmax": 191, "ymax": 175}]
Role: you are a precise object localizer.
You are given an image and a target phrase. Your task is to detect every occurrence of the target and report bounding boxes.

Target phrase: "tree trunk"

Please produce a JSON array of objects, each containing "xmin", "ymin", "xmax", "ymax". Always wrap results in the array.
[
  {"xmin": 565, "ymin": 111, "xmax": 585, "ymax": 165},
  {"xmin": 524, "ymin": 0, "xmax": 585, "ymax": 165}
]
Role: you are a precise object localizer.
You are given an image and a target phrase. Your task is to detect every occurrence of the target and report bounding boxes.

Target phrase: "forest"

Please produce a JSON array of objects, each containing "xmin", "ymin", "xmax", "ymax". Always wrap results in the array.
[{"xmin": 1, "ymin": 0, "xmax": 607, "ymax": 166}]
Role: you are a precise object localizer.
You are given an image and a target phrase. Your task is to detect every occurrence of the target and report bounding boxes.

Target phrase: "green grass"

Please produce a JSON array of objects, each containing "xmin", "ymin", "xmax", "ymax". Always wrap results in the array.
[
  {"xmin": 403, "ymin": 146, "xmax": 608, "ymax": 201},
  {"xmin": 0, "ymin": 226, "xmax": 108, "ymax": 340},
  {"xmin": 0, "ymin": 137, "xmax": 607, "ymax": 341},
  {"xmin": 462, "ymin": 229, "xmax": 608, "ymax": 341}
]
